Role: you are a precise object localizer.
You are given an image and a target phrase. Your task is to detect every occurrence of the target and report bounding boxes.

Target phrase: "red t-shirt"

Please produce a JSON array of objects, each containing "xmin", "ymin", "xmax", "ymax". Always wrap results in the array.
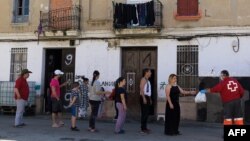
[
  {"xmin": 50, "ymin": 78, "xmax": 60, "ymax": 98},
  {"xmin": 210, "ymin": 77, "xmax": 244, "ymax": 103},
  {"xmin": 14, "ymin": 76, "xmax": 29, "ymax": 100}
]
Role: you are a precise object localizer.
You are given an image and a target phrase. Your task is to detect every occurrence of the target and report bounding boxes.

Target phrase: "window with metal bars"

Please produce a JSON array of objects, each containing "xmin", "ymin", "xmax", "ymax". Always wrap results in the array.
[
  {"xmin": 177, "ymin": 0, "xmax": 199, "ymax": 16},
  {"xmin": 177, "ymin": 45, "xmax": 198, "ymax": 91},
  {"xmin": 10, "ymin": 48, "xmax": 27, "ymax": 81}
]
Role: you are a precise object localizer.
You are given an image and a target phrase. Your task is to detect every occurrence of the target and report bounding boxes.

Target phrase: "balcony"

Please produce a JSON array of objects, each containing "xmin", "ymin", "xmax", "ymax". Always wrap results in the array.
[
  {"xmin": 113, "ymin": 0, "xmax": 163, "ymax": 36},
  {"xmin": 40, "ymin": 6, "xmax": 81, "ymax": 37}
]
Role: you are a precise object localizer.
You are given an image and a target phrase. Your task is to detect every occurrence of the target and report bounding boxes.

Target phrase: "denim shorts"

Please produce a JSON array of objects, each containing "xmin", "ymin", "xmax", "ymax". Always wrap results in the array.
[{"xmin": 71, "ymin": 106, "xmax": 78, "ymax": 117}]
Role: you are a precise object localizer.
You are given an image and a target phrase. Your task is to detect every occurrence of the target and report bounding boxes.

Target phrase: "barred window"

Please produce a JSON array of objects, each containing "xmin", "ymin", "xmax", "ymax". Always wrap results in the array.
[
  {"xmin": 10, "ymin": 48, "xmax": 27, "ymax": 81},
  {"xmin": 177, "ymin": 45, "xmax": 198, "ymax": 91}
]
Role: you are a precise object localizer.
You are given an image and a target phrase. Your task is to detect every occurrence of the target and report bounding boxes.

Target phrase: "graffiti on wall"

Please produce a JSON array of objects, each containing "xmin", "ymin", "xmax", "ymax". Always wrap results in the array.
[
  {"xmin": 158, "ymin": 81, "xmax": 167, "ymax": 98},
  {"xmin": 101, "ymin": 81, "xmax": 115, "ymax": 87},
  {"xmin": 160, "ymin": 81, "xmax": 167, "ymax": 90}
]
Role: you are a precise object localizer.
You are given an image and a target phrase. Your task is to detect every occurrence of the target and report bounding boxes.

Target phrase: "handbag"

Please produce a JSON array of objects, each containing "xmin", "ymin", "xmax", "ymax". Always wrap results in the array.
[{"xmin": 194, "ymin": 91, "xmax": 206, "ymax": 103}]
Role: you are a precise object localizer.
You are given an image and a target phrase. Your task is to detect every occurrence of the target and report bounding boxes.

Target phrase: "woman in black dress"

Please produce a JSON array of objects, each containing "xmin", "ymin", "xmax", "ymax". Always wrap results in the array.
[{"xmin": 164, "ymin": 74, "xmax": 196, "ymax": 136}]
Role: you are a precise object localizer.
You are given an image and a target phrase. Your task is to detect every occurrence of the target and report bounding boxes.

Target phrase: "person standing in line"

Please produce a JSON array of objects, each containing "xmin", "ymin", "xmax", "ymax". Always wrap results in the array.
[
  {"xmin": 202, "ymin": 70, "xmax": 245, "ymax": 125},
  {"xmin": 68, "ymin": 82, "xmax": 80, "ymax": 131},
  {"xmin": 88, "ymin": 70, "xmax": 111, "ymax": 132},
  {"xmin": 14, "ymin": 69, "xmax": 32, "ymax": 127},
  {"xmin": 140, "ymin": 68, "xmax": 152, "ymax": 134},
  {"xmin": 50, "ymin": 69, "xmax": 67, "ymax": 128},
  {"xmin": 114, "ymin": 77, "xmax": 127, "ymax": 134},
  {"xmin": 164, "ymin": 74, "xmax": 196, "ymax": 136},
  {"xmin": 78, "ymin": 76, "xmax": 89, "ymax": 118}
]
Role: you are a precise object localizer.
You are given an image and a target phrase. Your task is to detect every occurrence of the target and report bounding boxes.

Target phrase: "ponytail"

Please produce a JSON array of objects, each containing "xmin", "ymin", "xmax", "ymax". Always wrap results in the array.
[
  {"xmin": 115, "ymin": 77, "xmax": 125, "ymax": 92},
  {"xmin": 91, "ymin": 70, "xmax": 100, "ymax": 86}
]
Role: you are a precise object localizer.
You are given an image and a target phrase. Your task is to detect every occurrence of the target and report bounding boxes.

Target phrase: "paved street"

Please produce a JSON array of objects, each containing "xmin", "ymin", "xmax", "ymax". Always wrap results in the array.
[{"xmin": 0, "ymin": 114, "xmax": 223, "ymax": 141}]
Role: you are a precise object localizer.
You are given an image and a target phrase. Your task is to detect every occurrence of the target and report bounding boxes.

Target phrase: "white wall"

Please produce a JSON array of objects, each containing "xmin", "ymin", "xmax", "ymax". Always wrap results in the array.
[
  {"xmin": 0, "ymin": 43, "xmax": 11, "ymax": 81},
  {"xmin": 198, "ymin": 37, "xmax": 250, "ymax": 77},
  {"xmin": 75, "ymin": 40, "xmax": 121, "ymax": 91},
  {"xmin": 0, "ymin": 42, "xmax": 44, "ymax": 83},
  {"xmin": 157, "ymin": 39, "xmax": 177, "ymax": 98}
]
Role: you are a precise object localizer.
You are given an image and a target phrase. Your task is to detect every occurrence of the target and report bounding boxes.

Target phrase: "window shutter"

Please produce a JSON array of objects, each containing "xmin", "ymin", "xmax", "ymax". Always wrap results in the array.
[
  {"xmin": 188, "ymin": 0, "xmax": 198, "ymax": 16},
  {"xmin": 177, "ymin": 0, "xmax": 188, "ymax": 16},
  {"xmin": 24, "ymin": 0, "xmax": 29, "ymax": 15},
  {"xmin": 12, "ymin": 0, "xmax": 17, "ymax": 22}
]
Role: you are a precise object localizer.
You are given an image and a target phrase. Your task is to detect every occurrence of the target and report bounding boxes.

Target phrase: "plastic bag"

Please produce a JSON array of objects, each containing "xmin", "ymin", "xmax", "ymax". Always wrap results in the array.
[
  {"xmin": 78, "ymin": 107, "xmax": 87, "ymax": 118},
  {"xmin": 194, "ymin": 92, "xmax": 206, "ymax": 103}
]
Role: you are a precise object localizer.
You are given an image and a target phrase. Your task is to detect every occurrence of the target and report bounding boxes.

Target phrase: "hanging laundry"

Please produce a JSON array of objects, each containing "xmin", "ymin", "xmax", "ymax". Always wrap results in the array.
[{"xmin": 113, "ymin": 0, "xmax": 155, "ymax": 28}]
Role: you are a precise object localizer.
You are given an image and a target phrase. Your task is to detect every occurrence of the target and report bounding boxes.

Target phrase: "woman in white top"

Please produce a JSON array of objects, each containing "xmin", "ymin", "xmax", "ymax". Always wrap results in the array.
[{"xmin": 88, "ymin": 70, "xmax": 110, "ymax": 132}]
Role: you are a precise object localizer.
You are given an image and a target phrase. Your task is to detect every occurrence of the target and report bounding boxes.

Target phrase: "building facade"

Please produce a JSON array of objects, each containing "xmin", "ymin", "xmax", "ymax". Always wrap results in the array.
[{"xmin": 0, "ymin": 0, "xmax": 250, "ymax": 122}]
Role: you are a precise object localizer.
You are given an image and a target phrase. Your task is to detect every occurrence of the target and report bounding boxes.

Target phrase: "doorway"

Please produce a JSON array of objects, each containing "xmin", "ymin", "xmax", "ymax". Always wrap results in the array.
[
  {"xmin": 122, "ymin": 47, "xmax": 157, "ymax": 120},
  {"xmin": 44, "ymin": 48, "xmax": 75, "ymax": 113}
]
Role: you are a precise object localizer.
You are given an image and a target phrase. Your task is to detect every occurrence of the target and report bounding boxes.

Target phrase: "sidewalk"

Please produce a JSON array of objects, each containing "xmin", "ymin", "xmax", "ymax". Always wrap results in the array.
[{"xmin": 0, "ymin": 114, "xmax": 223, "ymax": 141}]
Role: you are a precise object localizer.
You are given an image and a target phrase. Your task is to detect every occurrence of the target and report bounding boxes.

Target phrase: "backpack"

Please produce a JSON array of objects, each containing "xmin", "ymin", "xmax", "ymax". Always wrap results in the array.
[{"xmin": 109, "ymin": 88, "xmax": 115, "ymax": 100}]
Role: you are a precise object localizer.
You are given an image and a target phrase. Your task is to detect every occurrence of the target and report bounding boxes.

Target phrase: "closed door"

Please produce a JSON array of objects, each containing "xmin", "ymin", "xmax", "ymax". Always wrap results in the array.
[{"xmin": 122, "ymin": 47, "xmax": 157, "ymax": 120}]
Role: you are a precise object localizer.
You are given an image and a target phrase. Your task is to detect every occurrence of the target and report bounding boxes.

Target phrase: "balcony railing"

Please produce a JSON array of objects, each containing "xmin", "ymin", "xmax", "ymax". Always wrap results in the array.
[
  {"xmin": 40, "ymin": 6, "xmax": 81, "ymax": 32},
  {"xmin": 113, "ymin": 0, "xmax": 162, "ymax": 29}
]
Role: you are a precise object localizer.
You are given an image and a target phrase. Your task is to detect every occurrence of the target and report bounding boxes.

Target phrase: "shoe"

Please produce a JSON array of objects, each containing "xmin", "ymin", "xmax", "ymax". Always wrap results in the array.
[
  {"xmin": 59, "ymin": 121, "xmax": 64, "ymax": 126},
  {"xmin": 88, "ymin": 128, "xmax": 98, "ymax": 132},
  {"xmin": 71, "ymin": 127, "xmax": 80, "ymax": 131},
  {"xmin": 13, "ymin": 125, "xmax": 23, "ymax": 128},
  {"xmin": 20, "ymin": 123, "xmax": 26, "ymax": 126},
  {"xmin": 115, "ymin": 130, "xmax": 125, "ymax": 134},
  {"xmin": 140, "ymin": 129, "xmax": 149, "ymax": 134},
  {"xmin": 52, "ymin": 123, "xmax": 60, "ymax": 128}
]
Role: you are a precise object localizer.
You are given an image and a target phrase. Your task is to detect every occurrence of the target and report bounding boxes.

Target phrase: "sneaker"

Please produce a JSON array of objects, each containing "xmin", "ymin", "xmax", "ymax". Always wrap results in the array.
[
  {"xmin": 59, "ymin": 121, "xmax": 64, "ymax": 126},
  {"xmin": 88, "ymin": 128, "xmax": 98, "ymax": 133},
  {"xmin": 140, "ymin": 129, "xmax": 149, "ymax": 134},
  {"xmin": 13, "ymin": 125, "xmax": 23, "ymax": 128},
  {"xmin": 20, "ymin": 123, "xmax": 27, "ymax": 126},
  {"xmin": 52, "ymin": 123, "xmax": 60, "ymax": 128},
  {"xmin": 71, "ymin": 127, "xmax": 80, "ymax": 131},
  {"xmin": 115, "ymin": 130, "xmax": 125, "ymax": 134}
]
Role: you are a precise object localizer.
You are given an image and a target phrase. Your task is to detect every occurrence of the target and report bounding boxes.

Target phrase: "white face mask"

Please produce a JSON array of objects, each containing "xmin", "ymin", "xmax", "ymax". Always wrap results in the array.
[{"xmin": 220, "ymin": 76, "xmax": 223, "ymax": 80}]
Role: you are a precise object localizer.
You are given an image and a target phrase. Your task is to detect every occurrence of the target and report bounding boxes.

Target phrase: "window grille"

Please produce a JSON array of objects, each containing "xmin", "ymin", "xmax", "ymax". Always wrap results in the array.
[
  {"xmin": 10, "ymin": 48, "xmax": 27, "ymax": 81},
  {"xmin": 177, "ymin": 45, "xmax": 198, "ymax": 91}
]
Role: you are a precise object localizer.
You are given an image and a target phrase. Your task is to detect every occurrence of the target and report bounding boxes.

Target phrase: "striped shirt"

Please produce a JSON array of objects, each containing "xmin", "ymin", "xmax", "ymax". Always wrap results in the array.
[{"xmin": 70, "ymin": 89, "xmax": 80, "ymax": 107}]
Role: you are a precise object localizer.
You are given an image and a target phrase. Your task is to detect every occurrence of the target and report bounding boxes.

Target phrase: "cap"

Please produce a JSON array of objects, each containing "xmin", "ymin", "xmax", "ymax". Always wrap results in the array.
[
  {"xmin": 21, "ymin": 69, "xmax": 32, "ymax": 75},
  {"xmin": 54, "ymin": 69, "xmax": 64, "ymax": 75}
]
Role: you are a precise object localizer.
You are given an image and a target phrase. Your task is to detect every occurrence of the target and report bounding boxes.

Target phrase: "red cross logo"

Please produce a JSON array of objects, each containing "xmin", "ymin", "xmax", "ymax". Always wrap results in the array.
[{"xmin": 227, "ymin": 81, "xmax": 238, "ymax": 92}]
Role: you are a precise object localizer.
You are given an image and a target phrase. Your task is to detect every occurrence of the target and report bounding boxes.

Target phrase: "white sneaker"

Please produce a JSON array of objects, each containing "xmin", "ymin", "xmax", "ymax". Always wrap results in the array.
[{"xmin": 52, "ymin": 123, "xmax": 60, "ymax": 128}]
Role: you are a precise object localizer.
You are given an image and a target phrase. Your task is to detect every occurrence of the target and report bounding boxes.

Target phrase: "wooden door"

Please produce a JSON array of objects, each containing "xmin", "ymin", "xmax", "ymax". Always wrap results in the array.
[{"xmin": 122, "ymin": 48, "xmax": 157, "ymax": 120}]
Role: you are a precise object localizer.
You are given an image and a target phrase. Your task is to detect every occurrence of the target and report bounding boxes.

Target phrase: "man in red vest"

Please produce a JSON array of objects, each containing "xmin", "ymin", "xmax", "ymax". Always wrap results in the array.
[{"xmin": 203, "ymin": 70, "xmax": 245, "ymax": 125}]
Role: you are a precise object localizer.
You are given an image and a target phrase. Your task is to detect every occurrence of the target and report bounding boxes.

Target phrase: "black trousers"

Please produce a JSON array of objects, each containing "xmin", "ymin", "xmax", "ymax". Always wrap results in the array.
[
  {"xmin": 89, "ymin": 100, "xmax": 101, "ymax": 129},
  {"xmin": 140, "ymin": 95, "xmax": 150, "ymax": 130},
  {"xmin": 164, "ymin": 102, "xmax": 180, "ymax": 135}
]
